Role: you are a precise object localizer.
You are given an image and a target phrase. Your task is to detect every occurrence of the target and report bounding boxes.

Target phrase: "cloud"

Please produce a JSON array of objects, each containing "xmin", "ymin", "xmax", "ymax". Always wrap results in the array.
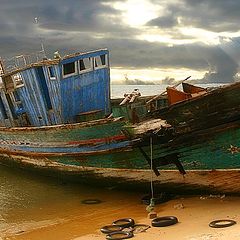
[
  {"xmin": 146, "ymin": 13, "xmax": 178, "ymax": 28},
  {"xmin": 199, "ymin": 46, "xmax": 239, "ymax": 83},
  {"xmin": 0, "ymin": 0, "xmax": 240, "ymax": 83},
  {"xmin": 150, "ymin": 0, "xmax": 240, "ymax": 32}
]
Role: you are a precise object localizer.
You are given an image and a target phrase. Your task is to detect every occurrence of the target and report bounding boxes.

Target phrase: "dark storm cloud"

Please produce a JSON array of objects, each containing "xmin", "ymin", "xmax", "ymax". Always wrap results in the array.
[
  {"xmin": 0, "ymin": 0, "xmax": 240, "ymax": 83},
  {"xmin": 0, "ymin": 0, "xmax": 139, "ymax": 57},
  {"xmin": 196, "ymin": 45, "xmax": 239, "ymax": 83},
  {"xmin": 0, "ymin": 0, "xmax": 117, "ymax": 34},
  {"xmin": 150, "ymin": 0, "xmax": 240, "ymax": 32},
  {"xmin": 147, "ymin": 0, "xmax": 240, "ymax": 82}
]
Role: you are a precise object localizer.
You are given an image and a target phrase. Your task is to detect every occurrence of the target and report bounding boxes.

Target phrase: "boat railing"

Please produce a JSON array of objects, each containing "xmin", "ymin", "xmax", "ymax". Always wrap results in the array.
[{"xmin": 0, "ymin": 50, "xmax": 46, "ymax": 74}]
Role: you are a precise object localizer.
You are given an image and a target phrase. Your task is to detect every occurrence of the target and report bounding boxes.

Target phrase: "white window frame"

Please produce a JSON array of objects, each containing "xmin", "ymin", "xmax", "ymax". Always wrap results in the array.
[
  {"xmin": 47, "ymin": 66, "xmax": 56, "ymax": 80},
  {"xmin": 62, "ymin": 61, "xmax": 77, "ymax": 78},
  {"xmin": 94, "ymin": 54, "xmax": 108, "ymax": 70},
  {"xmin": 12, "ymin": 73, "xmax": 24, "ymax": 88},
  {"xmin": 78, "ymin": 57, "xmax": 92, "ymax": 74}
]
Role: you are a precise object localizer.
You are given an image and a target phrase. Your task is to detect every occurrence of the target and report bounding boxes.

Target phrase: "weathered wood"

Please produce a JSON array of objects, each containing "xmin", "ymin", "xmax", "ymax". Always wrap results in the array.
[
  {"xmin": 182, "ymin": 82, "xmax": 206, "ymax": 94},
  {"xmin": 151, "ymin": 82, "xmax": 240, "ymax": 134},
  {"xmin": 132, "ymin": 118, "xmax": 171, "ymax": 136},
  {"xmin": 167, "ymin": 87, "xmax": 192, "ymax": 105},
  {"xmin": 146, "ymin": 76, "xmax": 191, "ymax": 104}
]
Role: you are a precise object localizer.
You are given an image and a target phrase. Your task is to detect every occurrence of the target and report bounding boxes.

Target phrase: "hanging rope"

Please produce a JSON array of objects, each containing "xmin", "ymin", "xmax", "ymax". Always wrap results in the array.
[
  {"xmin": 150, "ymin": 136, "xmax": 154, "ymax": 200},
  {"xmin": 146, "ymin": 136, "xmax": 155, "ymax": 213}
]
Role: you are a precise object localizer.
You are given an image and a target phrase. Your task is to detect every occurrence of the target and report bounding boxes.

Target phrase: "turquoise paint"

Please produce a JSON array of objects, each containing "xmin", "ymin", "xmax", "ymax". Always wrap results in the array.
[{"xmin": 47, "ymin": 121, "xmax": 240, "ymax": 171}]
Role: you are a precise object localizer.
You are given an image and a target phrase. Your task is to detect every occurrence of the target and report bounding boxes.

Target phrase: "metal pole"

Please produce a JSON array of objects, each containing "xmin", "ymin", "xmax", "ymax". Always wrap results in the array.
[{"xmin": 34, "ymin": 17, "xmax": 46, "ymax": 58}]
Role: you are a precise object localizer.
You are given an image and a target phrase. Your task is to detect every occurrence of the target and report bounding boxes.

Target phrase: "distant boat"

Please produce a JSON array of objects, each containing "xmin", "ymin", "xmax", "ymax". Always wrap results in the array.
[{"xmin": 1, "ymin": 48, "xmax": 240, "ymax": 194}]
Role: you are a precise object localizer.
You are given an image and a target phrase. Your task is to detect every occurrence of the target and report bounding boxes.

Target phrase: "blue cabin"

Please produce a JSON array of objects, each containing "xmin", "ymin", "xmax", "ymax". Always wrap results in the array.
[{"xmin": 0, "ymin": 49, "xmax": 111, "ymax": 127}]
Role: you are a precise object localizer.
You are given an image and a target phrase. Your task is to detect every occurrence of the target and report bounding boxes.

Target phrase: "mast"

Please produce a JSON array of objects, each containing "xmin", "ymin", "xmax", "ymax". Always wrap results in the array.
[{"xmin": 34, "ymin": 17, "xmax": 46, "ymax": 58}]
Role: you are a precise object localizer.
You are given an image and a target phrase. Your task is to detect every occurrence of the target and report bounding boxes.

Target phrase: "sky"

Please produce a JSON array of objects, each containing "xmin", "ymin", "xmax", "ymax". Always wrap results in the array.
[{"xmin": 1, "ymin": 0, "xmax": 240, "ymax": 83}]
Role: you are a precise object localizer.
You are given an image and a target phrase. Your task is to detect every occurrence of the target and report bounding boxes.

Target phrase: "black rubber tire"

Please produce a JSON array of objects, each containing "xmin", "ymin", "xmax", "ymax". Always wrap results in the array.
[
  {"xmin": 100, "ymin": 225, "xmax": 123, "ymax": 234},
  {"xmin": 209, "ymin": 219, "xmax": 236, "ymax": 228},
  {"xmin": 106, "ymin": 231, "xmax": 134, "ymax": 240},
  {"xmin": 152, "ymin": 216, "xmax": 178, "ymax": 227},
  {"xmin": 112, "ymin": 218, "xmax": 135, "ymax": 228},
  {"xmin": 81, "ymin": 199, "xmax": 102, "ymax": 204}
]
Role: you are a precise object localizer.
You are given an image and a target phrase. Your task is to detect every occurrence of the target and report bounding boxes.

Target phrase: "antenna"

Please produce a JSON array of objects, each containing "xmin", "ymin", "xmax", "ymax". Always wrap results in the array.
[{"xmin": 34, "ymin": 17, "xmax": 46, "ymax": 58}]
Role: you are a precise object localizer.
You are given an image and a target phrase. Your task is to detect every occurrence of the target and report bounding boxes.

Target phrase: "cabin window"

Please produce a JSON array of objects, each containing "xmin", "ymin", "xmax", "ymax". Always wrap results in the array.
[
  {"xmin": 79, "ymin": 58, "xmax": 92, "ymax": 73},
  {"xmin": 47, "ymin": 66, "xmax": 56, "ymax": 80},
  {"xmin": 12, "ymin": 73, "xmax": 24, "ymax": 88},
  {"xmin": 94, "ymin": 54, "xmax": 107, "ymax": 69},
  {"xmin": 62, "ymin": 62, "xmax": 77, "ymax": 78}
]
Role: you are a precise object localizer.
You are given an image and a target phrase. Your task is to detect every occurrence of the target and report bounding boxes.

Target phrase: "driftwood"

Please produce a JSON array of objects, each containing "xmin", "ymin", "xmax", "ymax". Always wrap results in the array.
[
  {"xmin": 120, "ymin": 89, "xmax": 141, "ymax": 105},
  {"xmin": 133, "ymin": 118, "xmax": 171, "ymax": 135}
]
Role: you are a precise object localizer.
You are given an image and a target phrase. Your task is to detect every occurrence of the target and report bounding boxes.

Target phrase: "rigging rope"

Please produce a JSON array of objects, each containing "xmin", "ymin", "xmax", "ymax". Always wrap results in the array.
[
  {"xmin": 150, "ymin": 136, "xmax": 154, "ymax": 199},
  {"xmin": 146, "ymin": 136, "xmax": 155, "ymax": 213}
]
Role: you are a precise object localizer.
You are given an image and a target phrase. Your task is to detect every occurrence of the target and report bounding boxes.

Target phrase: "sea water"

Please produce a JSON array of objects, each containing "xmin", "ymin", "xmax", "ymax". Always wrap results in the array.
[{"xmin": 111, "ymin": 83, "xmax": 221, "ymax": 98}]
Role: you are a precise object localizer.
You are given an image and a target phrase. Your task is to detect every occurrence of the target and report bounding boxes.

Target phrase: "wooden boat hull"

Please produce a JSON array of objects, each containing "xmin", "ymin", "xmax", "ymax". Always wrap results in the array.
[
  {"xmin": 1, "ymin": 153, "xmax": 240, "ymax": 194},
  {"xmin": 152, "ymin": 82, "xmax": 240, "ymax": 134},
  {"xmin": 0, "ymin": 117, "xmax": 240, "ymax": 194},
  {"xmin": 1, "ymin": 47, "xmax": 240, "ymax": 194}
]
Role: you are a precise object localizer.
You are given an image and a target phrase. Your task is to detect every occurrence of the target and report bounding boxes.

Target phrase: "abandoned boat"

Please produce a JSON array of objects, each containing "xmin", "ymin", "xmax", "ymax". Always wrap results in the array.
[
  {"xmin": 112, "ymin": 80, "xmax": 240, "ymax": 194},
  {"xmin": 0, "ymin": 49, "xmax": 166, "ymax": 189},
  {"xmin": 0, "ymin": 48, "xmax": 240, "ymax": 194}
]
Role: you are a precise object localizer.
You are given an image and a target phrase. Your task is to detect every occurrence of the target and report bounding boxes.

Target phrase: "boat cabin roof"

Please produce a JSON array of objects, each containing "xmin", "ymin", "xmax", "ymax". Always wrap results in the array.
[{"xmin": 1, "ymin": 48, "xmax": 108, "ymax": 78}]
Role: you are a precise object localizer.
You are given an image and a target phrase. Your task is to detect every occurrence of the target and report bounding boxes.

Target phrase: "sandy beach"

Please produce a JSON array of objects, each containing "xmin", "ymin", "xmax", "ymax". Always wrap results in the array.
[{"xmin": 4, "ymin": 194, "xmax": 240, "ymax": 240}]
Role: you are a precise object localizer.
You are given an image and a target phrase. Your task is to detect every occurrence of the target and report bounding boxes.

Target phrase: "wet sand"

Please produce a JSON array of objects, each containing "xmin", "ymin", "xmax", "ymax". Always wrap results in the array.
[
  {"xmin": 0, "ymin": 164, "xmax": 239, "ymax": 240},
  {"xmin": 5, "ymin": 194, "xmax": 240, "ymax": 240}
]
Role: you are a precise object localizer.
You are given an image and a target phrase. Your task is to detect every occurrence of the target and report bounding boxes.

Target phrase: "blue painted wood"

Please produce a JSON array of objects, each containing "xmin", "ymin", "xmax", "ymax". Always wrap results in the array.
[
  {"xmin": 35, "ymin": 67, "xmax": 52, "ymax": 110},
  {"xmin": 60, "ymin": 68, "xmax": 110, "ymax": 123},
  {"xmin": 0, "ymin": 93, "xmax": 8, "ymax": 122},
  {"xmin": 0, "ymin": 90, "xmax": 14, "ymax": 127},
  {"xmin": 0, "ymin": 49, "xmax": 111, "ymax": 127},
  {"xmin": 42, "ymin": 65, "xmax": 62, "ymax": 124},
  {"xmin": 18, "ymin": 69, "xmax": 50, "ymax": 126}
]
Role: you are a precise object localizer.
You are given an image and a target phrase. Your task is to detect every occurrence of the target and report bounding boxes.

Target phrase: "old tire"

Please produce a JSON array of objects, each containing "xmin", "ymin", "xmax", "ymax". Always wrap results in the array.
[
  {"xmin": 112, "ymin": 218, "xmax": 135, "ymax": 228},
  {"xmin": 152, "ymin": 216, "xmax": 178, "ymax": 227},
  {"xmin": 100, "ymin": 225, "xmax": 123, "ymax": 234},
  {"xmin": 209, "ymin": 219, "xmax": 236, "ymax": 228},
  {"xmin": 81, "ymin": 199, "xmax": 102, "ymax": 204},
  {"xmin": 106, "ymin": 231, "xmax": 134, "ymax": 240}
]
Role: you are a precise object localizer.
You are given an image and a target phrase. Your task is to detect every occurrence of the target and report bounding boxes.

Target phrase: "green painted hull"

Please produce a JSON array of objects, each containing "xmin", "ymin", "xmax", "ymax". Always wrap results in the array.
[{"xmin": 0, "ymin": 115, "xmax": 240, "ymax": 193}]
